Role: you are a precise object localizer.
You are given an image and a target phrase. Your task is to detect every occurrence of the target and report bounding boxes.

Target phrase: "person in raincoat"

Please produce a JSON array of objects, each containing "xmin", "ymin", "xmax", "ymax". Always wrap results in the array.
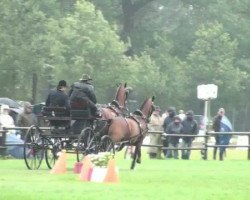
[
  {"xmin": 17, "ymin": 102, "xmax": 37, "ymax": 140},
  {"xmin": 212, "ymin": 108, "xmax": 233, "ymax": 161},
  {"xmin": 0, "ymin": 104, "xmax": 24, "ymax": 158},
  {"xmin": 147, "ymin": 107, "xmax": 163, "ymax": 159}
]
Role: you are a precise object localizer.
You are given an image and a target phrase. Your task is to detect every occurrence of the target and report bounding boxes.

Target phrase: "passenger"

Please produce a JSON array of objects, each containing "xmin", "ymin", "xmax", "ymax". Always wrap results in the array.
[
  {"xmin": 69, "ymin": 74, "xmax": 100, "ymax": 117},
  {"xmin": 16, "ymin": 102, "xmax": 37, "ymax": 140},
  {"xmin": 45, "ymin": 80, "xmax": 70, "ymax": 130},
  {"xmin": 45, "ymin": 80, "xmax": 70, "ymax": 114}
]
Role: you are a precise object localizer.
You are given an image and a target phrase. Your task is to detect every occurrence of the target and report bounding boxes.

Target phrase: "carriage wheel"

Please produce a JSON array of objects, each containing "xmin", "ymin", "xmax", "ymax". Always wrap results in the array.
[
  {"xmin": 76, "ymin": 127, "xmax": 97, "ymax": 162},
  {"xmin": 98, "ymin": 135, "xmax": 115, "ymax": 155},
  {"xmin": 44, "ymin": 138, "xmax": 61, "ymax": 169},
  {"xmin": 23, "ymin": 125, "xmax": 44, "ymax": 170}
]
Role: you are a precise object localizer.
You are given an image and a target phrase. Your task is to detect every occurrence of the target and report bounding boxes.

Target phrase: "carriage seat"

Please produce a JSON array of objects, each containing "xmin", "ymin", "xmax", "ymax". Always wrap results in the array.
[
  {"xmin": 42, "ymin": 107, "xmax": 71, "ymax": 130},
  {"xmin": 70, "ymin": 100, "xmax": 93, "ymax": 120},
  {"xmin": 42, "ymin": 107, "xmax": 70, "ymax": 121}
]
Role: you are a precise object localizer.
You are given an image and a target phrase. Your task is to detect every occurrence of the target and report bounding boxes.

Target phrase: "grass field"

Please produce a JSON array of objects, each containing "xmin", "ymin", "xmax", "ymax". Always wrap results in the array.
[{"xmin": 0, "ymin": 149, "xmax": 250, "ymax": 200}]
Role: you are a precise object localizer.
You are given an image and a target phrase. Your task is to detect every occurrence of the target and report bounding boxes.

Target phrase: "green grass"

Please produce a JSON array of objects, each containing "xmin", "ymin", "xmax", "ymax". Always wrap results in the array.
[{"xmin": 0, "ymin": 149, "xmax": 250, "ymax": 200}]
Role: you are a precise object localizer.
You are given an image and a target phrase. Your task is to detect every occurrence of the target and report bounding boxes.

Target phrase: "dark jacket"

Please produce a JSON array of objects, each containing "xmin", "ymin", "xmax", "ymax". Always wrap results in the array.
[
  {"xmin": 163, "ymin": 115, "xmax": 175, "ymax": 132},
  {"xmin": 166, "ymin": 122, "xmax": 183, "ymax": 144},
  {"xmin": 212, "ymin": 115, "xmax": 222, "ymax": 132},
  {"xmin": 46, "ymin": 88, "xmax": 70, "ymax": 109},
  {"xmin": 69, "ymin": 81, "xmax": 97, "ymax": 104},
  {"xmin": 182, "ymin": 118, "xmax": 198, "ymax": 142}
]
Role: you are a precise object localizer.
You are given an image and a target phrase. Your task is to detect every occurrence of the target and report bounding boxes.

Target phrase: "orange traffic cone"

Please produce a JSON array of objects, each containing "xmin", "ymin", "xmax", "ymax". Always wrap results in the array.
[
  {"xmin": 79, "ymin": 156, "xmax": 93, "ymax": 182},
  {"xmin": 50, "ymin": 150, "xmax": 67, "ymax": 174},
  {"xmin": 103, "ymin": 159, "xmax": 119, "ymax": 183}
]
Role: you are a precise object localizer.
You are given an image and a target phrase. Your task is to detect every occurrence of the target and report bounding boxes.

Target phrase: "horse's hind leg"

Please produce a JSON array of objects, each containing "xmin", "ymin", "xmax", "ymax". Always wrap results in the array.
[
  {"xmin": 136, "ymin": 141, "xmax": 143, "ymax": 164},
  {"xmin": 130, "ymin": 145, "xmax": 138, "ymax": 170}
]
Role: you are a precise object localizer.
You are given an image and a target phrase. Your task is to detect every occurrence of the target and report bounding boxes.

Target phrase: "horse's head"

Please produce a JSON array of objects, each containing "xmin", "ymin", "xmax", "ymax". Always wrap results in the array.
[
  {"xmin": 114, "ymin": 83, "xmax": 130, "ymax": 109},
  {"xmin": 138, "ymin": 96, "xmax": 155, "ymax": 120}
]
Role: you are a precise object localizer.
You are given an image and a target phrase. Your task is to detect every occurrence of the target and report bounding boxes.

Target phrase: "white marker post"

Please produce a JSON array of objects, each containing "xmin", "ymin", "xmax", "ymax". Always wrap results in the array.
[{"xmin": 197, "ymin": 84, "xmax": 218, "ymax": 159}]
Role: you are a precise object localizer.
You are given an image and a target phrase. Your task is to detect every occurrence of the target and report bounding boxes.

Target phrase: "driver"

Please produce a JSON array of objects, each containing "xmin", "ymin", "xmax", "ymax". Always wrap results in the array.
[{"xmin": 69, "ymin": 74, "xmax": 100, "ymax": 117}]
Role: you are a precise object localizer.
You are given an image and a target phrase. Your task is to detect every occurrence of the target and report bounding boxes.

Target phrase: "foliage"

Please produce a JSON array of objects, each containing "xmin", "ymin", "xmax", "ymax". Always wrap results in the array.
[
  {"xmin": 89, "ymin": 152, "xmax": 114, "ymax": 167},
  {"xmin": 186, "ymin": 22, "xmax": 247, "ymax": 110},
  {"xmin": 1, "ymin": 0, "xmax": 250, "ymax": 129}
]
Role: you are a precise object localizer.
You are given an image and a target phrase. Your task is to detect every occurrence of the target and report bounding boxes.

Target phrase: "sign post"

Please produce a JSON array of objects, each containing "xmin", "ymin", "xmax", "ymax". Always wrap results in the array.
[{"xmin": 197, "ymin": 84, "xmax": 218, "ymax": 160}]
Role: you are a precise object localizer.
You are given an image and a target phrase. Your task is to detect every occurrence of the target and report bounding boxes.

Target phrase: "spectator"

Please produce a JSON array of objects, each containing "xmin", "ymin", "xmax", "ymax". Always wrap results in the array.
[
  {"xmin": 147, "ymin": 107, "xmax": 163, "ymax": 159},
  {"xmin": 162, "ymin": 107, "xmax": 176, "ymax": 157},
  {"xmin": 0, "ymin": 104, "xmax": 24, "ymax": 158},
  {"xmin": 166, "ymin": 116, "xmax": 183, "ymax": 159},
  {"xmin": 178, "ymin": 109, "xmax": 186, "ymax": 121},
  {"xmin": 17, "ymin": 102, "xmax": 37, "ymax": 140},
  {"xmin": 212, "ymin": 108, "xmax": 233, "ymax": 161},
  {"xmin": 161, "ymin": 109, "xmax": 169, "ymax": 120},
  {"xmin": 181, "ymin": 110, "xmax": 198, "ymax": 160}
]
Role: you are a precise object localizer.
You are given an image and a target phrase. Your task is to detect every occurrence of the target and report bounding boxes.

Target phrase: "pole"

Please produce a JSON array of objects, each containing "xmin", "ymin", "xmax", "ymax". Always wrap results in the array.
[
  {"xmin": 203, "ymin": 100, "xmax": 209, "ymax": 160},
  {"xmin": 248, "ymin": 134, "xmax": 250, "ymax": 160}
]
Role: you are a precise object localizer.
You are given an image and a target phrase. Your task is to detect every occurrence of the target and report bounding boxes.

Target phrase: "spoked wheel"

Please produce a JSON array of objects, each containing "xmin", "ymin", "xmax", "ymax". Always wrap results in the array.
[
  {"xmin": 44, "ymin": 138, "xmax": 61, "ymax": 169},
  {"xmin": 23, "ymin": 125, "xmax": 44, "ymax": 170},
  {"xmin": 76, "ymin": 127, "xmax": 97, "ymax": 162},
  {"xmin": 99, "ymin": 135, "xmax": 115, "ymax": 155}
]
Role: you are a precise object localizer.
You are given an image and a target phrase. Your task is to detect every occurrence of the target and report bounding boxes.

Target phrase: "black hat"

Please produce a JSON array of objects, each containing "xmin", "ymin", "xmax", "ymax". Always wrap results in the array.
[
  {"xmin": 80, "ymin": 74, "xmax": 92, "ymax": 81},
  {"xmin": 58, "ymin": 80, "xmax": 67, "ymax": 87},
  {"xmin": 174, "ymin": 116, "xmax": 181, "ymax": 121},
  {"xmin": 168, "ymin": 107, "xmax": 176, "ymax": 112},
  {"xmin": 186, "ymin": 110, "xmax": 194, "ymax": 116}
]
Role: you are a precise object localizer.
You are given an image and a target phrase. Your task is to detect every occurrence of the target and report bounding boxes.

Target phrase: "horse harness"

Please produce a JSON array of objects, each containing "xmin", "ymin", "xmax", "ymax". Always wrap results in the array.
[
  {"xmin": 107, "ymin": 100, "xmax": 126, "ymax": 116},
  {"xmin": 123, "ymin": 110, "xmax": 149, "ymax": 144}
]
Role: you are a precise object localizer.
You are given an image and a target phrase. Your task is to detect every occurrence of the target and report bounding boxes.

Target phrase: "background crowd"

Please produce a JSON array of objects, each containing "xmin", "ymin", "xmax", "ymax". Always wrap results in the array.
[{"xmin": 147, "ymin": 106, "xmax": 232, "ymax": 161}]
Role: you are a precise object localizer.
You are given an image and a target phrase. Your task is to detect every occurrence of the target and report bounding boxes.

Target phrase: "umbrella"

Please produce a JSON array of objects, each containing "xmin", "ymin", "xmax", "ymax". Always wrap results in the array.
[{"xmin": 0, "ymin": 98, "xmax": 22, "ymax": 108}]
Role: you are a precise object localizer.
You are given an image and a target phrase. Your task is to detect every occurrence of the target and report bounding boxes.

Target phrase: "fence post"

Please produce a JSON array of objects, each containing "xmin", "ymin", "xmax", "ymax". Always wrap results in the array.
[
  {"xmin": 203, "ymin": 131, "xmax": 208, "ymax": 160},
  {"xmin": 248, "ymin": 134, "xmax": 250, "ymax": 160},
  {"xmin": 0, "ymin": 130, "xmax": 7, "ymax": 156}
]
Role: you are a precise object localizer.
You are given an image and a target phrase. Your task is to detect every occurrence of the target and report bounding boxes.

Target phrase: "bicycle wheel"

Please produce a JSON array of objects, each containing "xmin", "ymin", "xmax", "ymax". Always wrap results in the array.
[
  {"xmin": 98, "ymin": 135, "xmax": 115, "ymax": 155},
  {"xmin": 23, "ymin": 125, "xmax": 44, "ymax": 170},
  {"xmin": 76, "ymin": 127, "xmax": 97, "ymax": 162}
]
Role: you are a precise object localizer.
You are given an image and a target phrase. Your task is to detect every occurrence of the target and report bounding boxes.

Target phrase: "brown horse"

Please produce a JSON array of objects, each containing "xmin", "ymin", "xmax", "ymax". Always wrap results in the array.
[
  {"xmin": 100, "ymin": 83, "xmax": 129, "ymax": 120},
  {"xmin": 107, "ymin": 96, "xmax": 155, "ymax": 169}
]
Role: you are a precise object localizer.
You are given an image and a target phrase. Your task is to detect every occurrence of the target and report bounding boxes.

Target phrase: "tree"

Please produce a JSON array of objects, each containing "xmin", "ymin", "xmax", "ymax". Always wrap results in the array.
[{"xmin": 187, "ymin": 22, "xmax": 247, "ymax": 111}]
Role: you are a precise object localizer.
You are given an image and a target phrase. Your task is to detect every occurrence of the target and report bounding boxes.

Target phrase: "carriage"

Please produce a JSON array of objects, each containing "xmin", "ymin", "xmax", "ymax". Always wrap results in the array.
[
  {"xmin": 23, "ymin": 83, "xmax": 129, "ymax": 170},
  {"xmin": 23, "ymin": 83, "xmax": 154, "ymax": 170}
]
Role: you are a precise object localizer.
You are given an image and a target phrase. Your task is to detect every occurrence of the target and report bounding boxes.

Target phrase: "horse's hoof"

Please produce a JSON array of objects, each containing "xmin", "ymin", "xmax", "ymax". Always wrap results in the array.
[{"xmin": 136, "ymin": 159, "xmax": 141, "ymax": 164}]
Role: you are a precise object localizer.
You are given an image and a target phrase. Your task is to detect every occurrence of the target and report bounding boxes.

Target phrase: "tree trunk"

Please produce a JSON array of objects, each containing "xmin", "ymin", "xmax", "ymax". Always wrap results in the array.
[
  {"xmin": 121, "ymin": 0, "xmax": 134, "ymax": 43},
  {"xmin": 31, "ymin": 73, "xmax": 37, "ymax": 104}
]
